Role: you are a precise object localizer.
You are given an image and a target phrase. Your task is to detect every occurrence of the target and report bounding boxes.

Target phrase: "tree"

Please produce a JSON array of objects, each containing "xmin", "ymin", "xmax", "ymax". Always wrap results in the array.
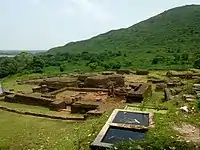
[
  {"xmin": 0, "ymin": 57, "xmax": 18, "ymax": 78},
  {"xmin": 181, "ymin": 53, "xmax": 189, "ymax": 61},
  {"xmin": 102, "ymin": 63, "xmax": 110, "ymax": 70},
  {"xmin": 89, "ymin": 62, "xmax": 97, "ymax": 71},
  {"xmin": 152, "ymin": 56, "xmax": 164, "ymax": 64},
  {"xmin": 28, "ymin": 56, "xmax": 45, "ymax": 73},
  {"xmin": 14, "ymin": 52, "xmax": 33, "ymax": 72},
  {"xmin": 194, "ymin": 58, "xmax": 200, "ymax": 69},
  {"xmin": 110, "ymin": 62, "xmax": 121, "ymax": 69},
  {"xmin": 152, "ymin": 57, "xmax": 159, "ymax": 64},
  {"xmin": 60, "ymin": 64, "xmax": 65, "ymax": 72}
]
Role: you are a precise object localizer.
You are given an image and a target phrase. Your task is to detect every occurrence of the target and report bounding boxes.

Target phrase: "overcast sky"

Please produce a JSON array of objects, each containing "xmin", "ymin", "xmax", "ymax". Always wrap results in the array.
[{"xmin": 1, "ymin": 0, "xmax": 200, "ymax": 50}]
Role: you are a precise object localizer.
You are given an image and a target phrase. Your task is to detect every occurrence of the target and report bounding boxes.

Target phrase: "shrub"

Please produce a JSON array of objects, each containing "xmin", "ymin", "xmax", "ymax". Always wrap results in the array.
[
  {"xmin": 89, "ymin": 62, "xmax": 98, "ymax": 71},
  {"xmin": 59, "ymin": 64, "xmax": 65, "ymax": 72}
]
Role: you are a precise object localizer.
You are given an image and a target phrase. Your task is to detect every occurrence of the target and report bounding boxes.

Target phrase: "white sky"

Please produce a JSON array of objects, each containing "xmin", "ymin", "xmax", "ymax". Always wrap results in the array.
[{"xmin": 0, "ymin": 0, "xmax": 200, "ymax": 50}]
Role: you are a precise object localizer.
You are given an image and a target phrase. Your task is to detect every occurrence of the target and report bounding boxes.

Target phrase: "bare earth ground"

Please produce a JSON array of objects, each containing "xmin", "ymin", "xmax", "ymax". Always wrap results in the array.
[
  {"xmin": 56, "ymin": 90, "xmax": 125, "ymax": 111},
  {"xmin": 174, "ymin": 123, "xmax": 200, "ymax": 143}
]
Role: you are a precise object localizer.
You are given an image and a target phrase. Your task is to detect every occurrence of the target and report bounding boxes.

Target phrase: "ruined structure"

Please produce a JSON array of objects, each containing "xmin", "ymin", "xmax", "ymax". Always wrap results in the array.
[
  {"xmin": 136, "ymin": 70, "xmax": 149, "ymax": 75},
  {"xmin": 126, "ymin": 83, "xmax": 152, "ymax": 103},
  {"xmin": 164, "ymin": 88, "xmax": 171, "ymax": 101},
  {"xmin": 3, "ymin": 73, "xmax": 152, "ymax": 118},
  {"xmin": 4, "ymin": 93, "xmax": 54, "ymax": 107},
  {"xmin": 166, "ymin": 71, "xmax": 200, "ymax": 79},
  {"xmin": 116, "ymin": 69, "xmax": 131, "ymax": 75},
  {"xmin": 155, "ymin": 83, "xmax": 167, "ymax": 92},
  {"xmin": 84, "ymin": 74, "xmax": 124, "ymax": 88},
  {"xmin": 71, "ymin": 101, "xmax": 99, "ymax": 114}
]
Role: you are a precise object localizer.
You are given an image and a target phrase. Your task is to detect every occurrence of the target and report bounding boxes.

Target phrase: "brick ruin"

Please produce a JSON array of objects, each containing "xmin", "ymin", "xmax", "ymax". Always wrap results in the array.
[{"xmin": 3, "ymin": 74, "xmax": 152, "ymax": 117}]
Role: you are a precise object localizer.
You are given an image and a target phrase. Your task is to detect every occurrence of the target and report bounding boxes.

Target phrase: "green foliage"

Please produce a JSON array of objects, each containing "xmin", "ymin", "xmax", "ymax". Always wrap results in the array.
[
  {"xmin": 113, "ymin": 136, "xmax": 197, "ymax": 150},
  {"xmin": 59, "ymin": 64, "xmax": 65, "ymax": 72},
  {"xmin": 28, "ymin": 56, "xmax": 45, "ymax": 73},
  {"xmin": 49, "ymin": 5, "xmax": 200, "ymax": 56},
  {"xmin": 152, "ymin": 56, "xmax": 164, "ymax": 64},
  {"xmin": 182, "ymin": 53, "xmax": 189, "ymax": 61},
  {"xmin": 197, "ymin": 101, "xmax": 200, "ymax": 110},
  {"xmin": 0, "ymin": 57, "xmax": 18, "ymax": 78},
  {"xmin": 15, "ymin": 52, "xmax": 33, "ymax": 71},
  {"xmin": 89, "ymin": 62, "xmax": 97, "ymax": 71},
  {"xmin": 194, "ymin": 58, "xmax": 200, "ymax": 69}
]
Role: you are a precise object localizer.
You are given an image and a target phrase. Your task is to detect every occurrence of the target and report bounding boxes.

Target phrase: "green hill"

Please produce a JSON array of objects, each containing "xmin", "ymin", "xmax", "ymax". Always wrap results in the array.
[
  {"xmin": 49, "ymin": 5, "xmax": 200, "ymax": 55},
  {"xmin": 2, "ymin": 5, "xmax": 200, "ymax": 79}
]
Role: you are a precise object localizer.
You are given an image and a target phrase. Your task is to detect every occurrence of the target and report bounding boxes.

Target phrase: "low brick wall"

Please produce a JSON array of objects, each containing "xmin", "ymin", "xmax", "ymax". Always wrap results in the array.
[
  {"xmin": 66, "ymin": 87, "xmax": 108, "ymax": 92},
  {"xmin": 4, "ymin": 91, "xmax": 15, "ymax": 95},
  {"xmin": 4, "ymin": 93, "xmax": 54, "ymax": 108},
  {"xmin": 49, "ymin": 87, "xmax": 108, "ymax": 96},
  {"xmin": 86, "ymin": 109, "xmax": 105, "ymax": 116},
  {"xmin": 48, "ymin": 87, "xmax": 69, "ymax": 95},
  {"xmin": 166, "ymin": 71, "xmax": 200, "ymax": 79},
  {"xmin": 71, "ymin": 101, "xmax": 99, "ymax": 114},
  {"xmin": 147, "ymin": 79, "xmax": 165, "ymax": 83},
  {"xmin": 0, "ymin": 105, "xmax": 85, "ymax": 121},
  {"xmin": 84, "ymin": 75, "xmax": 124, "ymax": 88},
  {"xmin": 116, "ymin": 69, "xmax": 131, "ymax": 75},
  {"xmin": 32, "ymin": 86, "xmax": 42, "ymax": 93},
  {"xmin": 4, "ymin": 92, "xmax": 70, "ymax": 111},
  {"xmin": 136, "ymin": 70, "xmax": 149, "ymax": 75},
  {"xmin": 13, "ymin": 94, "xmax": 54, "ymax": 107},
  {"xmin": 4, "ymin": 94, "xmax": 15, "ymax": 103}
]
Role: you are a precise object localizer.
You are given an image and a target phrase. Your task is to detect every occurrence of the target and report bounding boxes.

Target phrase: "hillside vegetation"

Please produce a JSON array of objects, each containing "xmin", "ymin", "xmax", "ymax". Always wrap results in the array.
[
  {"xmin": 1, "ymin": 5, "xmax": 200, "ymax": 78},
  {"xmin": 49, "ymin": 5, "xmax": 200, "ymax": 54}
]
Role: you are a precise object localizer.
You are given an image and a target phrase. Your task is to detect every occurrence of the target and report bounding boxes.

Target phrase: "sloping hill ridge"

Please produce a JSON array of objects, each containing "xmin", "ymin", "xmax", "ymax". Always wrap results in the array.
[{"xmin": 49, "ymin": 5, "xmax": 200, "ymax": 54}]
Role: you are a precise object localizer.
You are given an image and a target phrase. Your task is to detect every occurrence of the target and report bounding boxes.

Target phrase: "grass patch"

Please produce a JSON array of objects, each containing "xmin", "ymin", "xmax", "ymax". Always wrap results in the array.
[
  {"xmin": 0, "ymin": 100, "xmax": 84, "ymax": 118},
  {"xmin": 0, "ymin": 110, "xmax": 110, "ymax": 150}
]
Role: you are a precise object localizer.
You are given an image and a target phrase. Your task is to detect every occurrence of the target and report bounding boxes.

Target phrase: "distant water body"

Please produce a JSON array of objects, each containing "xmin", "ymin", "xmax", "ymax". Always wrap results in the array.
[{"xmin": 0, "ymin": 55, "xmax": 15, "ymax": 57}]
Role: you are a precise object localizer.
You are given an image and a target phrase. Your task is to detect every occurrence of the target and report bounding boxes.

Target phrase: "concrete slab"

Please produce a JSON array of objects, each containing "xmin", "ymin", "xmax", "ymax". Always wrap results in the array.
[{"xmin": 90, "ymin": 109, "xmax": 153, "ymax": 149}]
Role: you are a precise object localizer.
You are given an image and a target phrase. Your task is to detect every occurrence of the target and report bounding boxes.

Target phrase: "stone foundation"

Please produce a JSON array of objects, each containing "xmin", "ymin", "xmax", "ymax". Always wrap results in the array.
[
  {"xmin": 3, "ymin": 93, "xmax": 54, "ymax": 107},
  {"xmin": 84, "ymin": 74, "xmax": 124, "ymax": 88},
  {"xmin": 49, "ymin": 101, "xmax": 67, "ymax": 111},
  {"xmin": 71, "ymin": 101, "xmax": 99, "ymax": 114},
  {"xmin": 126, "ymin": 83, "xmax": 152, "ymax": 103}
]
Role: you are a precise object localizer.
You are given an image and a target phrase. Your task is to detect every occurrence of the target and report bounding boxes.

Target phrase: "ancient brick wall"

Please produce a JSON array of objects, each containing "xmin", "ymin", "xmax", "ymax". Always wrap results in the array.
[
  {"xmin": 84, "ymin": 75, "xmax": 124, "ymax": 88},
  {"xmin": 71, "ymin": 101, "xmax": 99, "ymax": 114},
  {"xmin": 4, "ymin": 93, "xmax": 54, "ymax": 107}
]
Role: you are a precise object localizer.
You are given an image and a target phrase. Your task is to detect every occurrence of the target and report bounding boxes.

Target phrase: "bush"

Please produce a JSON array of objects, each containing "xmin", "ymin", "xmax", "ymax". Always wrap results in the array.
[
  {"xmin": 152, "ymin": 57, "xmax": 164, "ymax": 64},
  {"xmin": 89, "ymin": 62, "xmax": 98, "ymax": 71},
  {"xmin": 59, "ymin": 64, "xmax": 65, "ymax": 72}
]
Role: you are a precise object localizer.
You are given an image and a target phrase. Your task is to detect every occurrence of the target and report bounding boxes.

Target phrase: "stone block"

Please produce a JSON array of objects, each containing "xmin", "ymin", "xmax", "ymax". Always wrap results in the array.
[
  {"xmin": 71, "ymin": 101, "xmax": 99, "ymax": 114},
  {"xmin": 136, "ymin": 70, "xmax": 149, "ymax": 75},
  {"xmin": 50, "ymin": 101, "xmax": 66, "ymax": 111}
]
